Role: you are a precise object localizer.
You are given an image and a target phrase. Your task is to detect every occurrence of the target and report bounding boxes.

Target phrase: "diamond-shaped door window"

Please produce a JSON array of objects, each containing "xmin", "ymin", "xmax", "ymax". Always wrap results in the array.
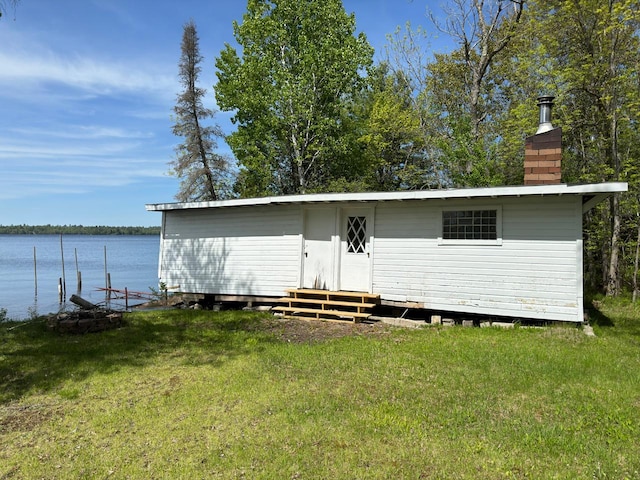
[{"xmin": 347, "ymin": 216, "xmax": 366, "ymax": 253}]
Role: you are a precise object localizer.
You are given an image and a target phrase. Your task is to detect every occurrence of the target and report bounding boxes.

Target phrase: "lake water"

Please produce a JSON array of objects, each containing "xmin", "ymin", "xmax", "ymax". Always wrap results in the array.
[{"xmin": 0, "ymin": 235, "xmax": 160, "ymax": 320}]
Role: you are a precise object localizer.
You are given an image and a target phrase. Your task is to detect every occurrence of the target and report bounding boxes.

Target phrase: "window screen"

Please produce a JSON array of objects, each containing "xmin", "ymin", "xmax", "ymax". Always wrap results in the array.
[{"xmin": 442, "ymin": 210, "xmax": 497, "ymax": 240}]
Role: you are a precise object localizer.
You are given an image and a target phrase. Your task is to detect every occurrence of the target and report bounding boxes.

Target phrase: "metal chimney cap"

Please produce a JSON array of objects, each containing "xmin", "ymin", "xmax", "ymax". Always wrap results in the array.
[
  {"xmin": 536, "ymin": 95, "xmax": 555, "ymax": 134},
  {"xmin": 537, "ymin": 95, "xmax": 555, "ymax": 105}
]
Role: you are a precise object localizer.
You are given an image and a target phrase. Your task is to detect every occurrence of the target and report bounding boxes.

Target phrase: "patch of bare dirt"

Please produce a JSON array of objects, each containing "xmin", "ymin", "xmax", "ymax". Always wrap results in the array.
[
  {"xmin": 257, "ymin": 316, "xmax": 392, "ymax": 343},
  {"xmin": 0, "ymin": 403, "xmax": 61, "ymax": 433}
]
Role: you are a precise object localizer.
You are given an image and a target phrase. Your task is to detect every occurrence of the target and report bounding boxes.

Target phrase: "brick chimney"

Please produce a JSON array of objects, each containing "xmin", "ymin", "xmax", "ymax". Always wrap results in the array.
[{"xmin": 524, "ymin": 96, "xmax": 562, "ymax": 185}]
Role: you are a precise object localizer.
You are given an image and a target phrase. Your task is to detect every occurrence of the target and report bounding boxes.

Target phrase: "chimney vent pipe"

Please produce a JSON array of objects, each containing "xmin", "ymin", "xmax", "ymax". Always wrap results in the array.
[
  {"xmin": 536, "ymin": 95, "xmax": 555, "ymax": 134},
  {"xmin": 525, "ymin": 94, "xmax": 562, "ymax": 185}
]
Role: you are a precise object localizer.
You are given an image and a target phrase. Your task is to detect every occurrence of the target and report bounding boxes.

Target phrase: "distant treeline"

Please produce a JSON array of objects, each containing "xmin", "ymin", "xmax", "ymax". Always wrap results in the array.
[{"xmin": 0, "ymin": 225, "xmax": 161, "ymax": 235}]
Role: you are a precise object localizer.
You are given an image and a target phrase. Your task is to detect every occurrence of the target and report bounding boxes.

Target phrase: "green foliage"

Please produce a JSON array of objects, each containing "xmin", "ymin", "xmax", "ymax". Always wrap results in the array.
[
  {"xmin": 393, "ymin": 0, "xmax": 640, "ymax": 294},
  {"xmin": 0, "ymin": 224, "xmax": 160, "ymax": 235},
  {"xmin": 525, "ymin": 0, "xmax": 640, "ymax": 294},
  {"xmin": 383, "ymin": 16, "xmax": 524, "ymax": 189},
  {"xmin": 536, "ymin": 0, "xmax": 640, "ymax": 184},
  {"xmin": 215, "ymin": 0, "xmax": 373, "ymax": 196},
  {"xmin": 425, "ymin": 48, "xmax": 508, "ymax": 188},
  {"xmin": 436, "ymin": 114, "xmax": 506, "ymax": 188},
  {"xmin": 164, "ymin": 0, "xmax": 640, "ymax": 294},
  {"xmin": 357, "ymin": 64, "xmax": 427, "ymax": 190},
  {"xmin": 148, "ymin": 281, "xmax": 170, "ymax": 304}
]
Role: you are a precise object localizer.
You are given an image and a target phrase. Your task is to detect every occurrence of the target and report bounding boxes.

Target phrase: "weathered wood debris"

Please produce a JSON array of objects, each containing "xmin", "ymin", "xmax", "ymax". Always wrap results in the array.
[{"xmin": 47, "ymin": 294, "xmax": 124, "ymax": 334}]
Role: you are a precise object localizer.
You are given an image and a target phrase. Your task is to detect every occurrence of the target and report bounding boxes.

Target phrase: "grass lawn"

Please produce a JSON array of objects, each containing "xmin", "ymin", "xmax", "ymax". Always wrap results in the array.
[{"xmin": 1, "ymin": 298, "xmax": 639, "ymax": 479}]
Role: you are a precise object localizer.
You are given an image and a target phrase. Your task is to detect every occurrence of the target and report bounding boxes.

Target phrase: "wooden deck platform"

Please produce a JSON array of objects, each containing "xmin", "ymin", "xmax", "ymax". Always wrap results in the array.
[{"xmin": 272, "ymin": 289, "xmax": 380, "ymax": 322}]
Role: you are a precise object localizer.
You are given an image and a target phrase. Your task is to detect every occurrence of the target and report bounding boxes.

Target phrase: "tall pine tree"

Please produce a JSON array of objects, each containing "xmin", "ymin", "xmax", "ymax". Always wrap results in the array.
[{"xmin": 170, "ymin": 20, "xmax": 230, "ymax": 202}]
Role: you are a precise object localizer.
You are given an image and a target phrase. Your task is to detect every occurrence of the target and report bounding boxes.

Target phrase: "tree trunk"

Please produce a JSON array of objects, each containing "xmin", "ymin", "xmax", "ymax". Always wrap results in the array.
[
  {"xmin": 633, "ymin": 212, "xmax": 640, "ymax": 302},
  {"xmin": 192, "ymin": 106, "xmax": 217, "ymax": 201},
  {"xmin": 605, "ymin": 88, "xmax": 621, "ymax": 296},
  {"xmin": 606, "ymin": 193, "xmax": 621, "ymax": 296}
]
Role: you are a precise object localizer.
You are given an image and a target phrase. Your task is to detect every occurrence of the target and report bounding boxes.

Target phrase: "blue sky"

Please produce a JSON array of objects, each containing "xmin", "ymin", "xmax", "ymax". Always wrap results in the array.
[{"xmin": 0, "ymin": 0, "xmax": 451, "ymax": 227}]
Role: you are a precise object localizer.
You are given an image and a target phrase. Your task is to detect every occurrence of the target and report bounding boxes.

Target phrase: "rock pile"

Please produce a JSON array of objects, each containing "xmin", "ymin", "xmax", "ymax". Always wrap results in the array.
[{"xmin": 47, "ymin": 310, "xmax": 124, "ymax": 334}]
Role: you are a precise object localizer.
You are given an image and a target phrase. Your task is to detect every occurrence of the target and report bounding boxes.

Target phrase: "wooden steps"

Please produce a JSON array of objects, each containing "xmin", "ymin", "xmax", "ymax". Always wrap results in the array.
[{"xmin": 273, "ymin": 289, "xmax": 380, "ymax": 323}]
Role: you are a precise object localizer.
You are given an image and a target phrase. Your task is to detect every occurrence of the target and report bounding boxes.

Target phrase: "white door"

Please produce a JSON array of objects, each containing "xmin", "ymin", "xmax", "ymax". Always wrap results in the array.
[
  {"xmin": 340, "ymin": 208, "xmax": 373, "ymax": 292},
  {"xmin": 302, "ymin": 208, "xmax": 336, "ymax": 290}
]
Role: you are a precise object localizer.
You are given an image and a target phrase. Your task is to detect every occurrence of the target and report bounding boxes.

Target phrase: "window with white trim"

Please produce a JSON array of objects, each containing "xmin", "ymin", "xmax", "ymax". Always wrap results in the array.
[
  {"xmin": 439, "ymin": 207, "xmax": 502, "ymax": 245},
  {"xmin": 443, "ymin": 209, "xmax": 497, "ymax": 240}
]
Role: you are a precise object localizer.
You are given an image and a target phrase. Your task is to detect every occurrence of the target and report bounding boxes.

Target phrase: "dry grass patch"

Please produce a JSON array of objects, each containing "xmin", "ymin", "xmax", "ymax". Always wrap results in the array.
[{"xmin": 254, "ymin": 316, "xmax": 391, "ymax": 343}]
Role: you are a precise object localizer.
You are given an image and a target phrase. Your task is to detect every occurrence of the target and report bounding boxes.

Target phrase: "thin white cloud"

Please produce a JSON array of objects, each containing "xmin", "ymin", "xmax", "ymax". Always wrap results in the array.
[
  {"xmin": 0, "ymin": 45, "xmax": 176, "ymax": 101},
  {"xmin": 9, "ymin": 126, "xmax": 154, "ymax": 140},
  {"xmin": 0, "ymin": 126, "xmax": 168, "ymax": 202},
  {"xmin": 91, "ymin": 0, "xmax": 141, "ymax": 30},
  {"xmin": 0, "ymin": 141, "xmax": 143, "ymax": 159},
  {"xmin": 0, "ymin": 154, "xmax": 167, "ymax": 201},
  {"xmin": 129, "ymin": 108, "xmax": 174, "ymax": 121},
  {"xmin": 0, "ymin": 27, "xmax": 182, "ymax": 205}
]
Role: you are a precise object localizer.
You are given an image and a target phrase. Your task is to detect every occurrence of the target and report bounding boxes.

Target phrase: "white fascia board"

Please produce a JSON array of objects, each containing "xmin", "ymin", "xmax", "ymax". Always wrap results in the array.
[{"xmin": 145, "ymin": 182, "xmax": 628, "ymax": 212}]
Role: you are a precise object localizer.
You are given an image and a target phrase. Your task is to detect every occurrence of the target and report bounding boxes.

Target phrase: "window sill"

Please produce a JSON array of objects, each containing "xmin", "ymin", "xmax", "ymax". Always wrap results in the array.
[{"xmin": 437, "ymin": 238, "xmax": 503, "ymax": 246}]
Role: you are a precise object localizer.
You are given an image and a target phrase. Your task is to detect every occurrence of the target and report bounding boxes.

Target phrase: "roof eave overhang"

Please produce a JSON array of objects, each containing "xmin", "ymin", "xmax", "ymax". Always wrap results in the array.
[
  {"xmin": 582, "ymin": 193, "xmax": 611, "ymax": 213},
  {"xmin": 145, "ymin": 182, "xmax": 628, "ymax": 213}
]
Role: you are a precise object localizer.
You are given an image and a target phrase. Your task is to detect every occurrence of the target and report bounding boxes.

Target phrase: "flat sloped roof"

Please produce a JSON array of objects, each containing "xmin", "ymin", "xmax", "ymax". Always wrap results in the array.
[{"xmin": 145, "ymin": 182, "xmax": 628, "ymax": 212}]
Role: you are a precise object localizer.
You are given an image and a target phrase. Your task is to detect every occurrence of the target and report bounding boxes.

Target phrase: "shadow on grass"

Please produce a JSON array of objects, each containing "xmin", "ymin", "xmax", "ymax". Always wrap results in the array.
[
  {"xmin": 585, "ymin": 296, "xmax": 640, "ymax": 341},
  {"xmin": 0, "ymin": 309, "xmax": 275, "ymax": 403},
  {"xmin": 585, "ymin": 300, "xmax": 615, "ymax": 328}
]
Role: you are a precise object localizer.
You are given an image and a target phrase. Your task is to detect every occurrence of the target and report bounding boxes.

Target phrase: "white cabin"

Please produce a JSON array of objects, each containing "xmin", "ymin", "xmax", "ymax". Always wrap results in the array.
[{"xmin": 146, "ymin": 182, "xmax": 627, "ymax": 323}]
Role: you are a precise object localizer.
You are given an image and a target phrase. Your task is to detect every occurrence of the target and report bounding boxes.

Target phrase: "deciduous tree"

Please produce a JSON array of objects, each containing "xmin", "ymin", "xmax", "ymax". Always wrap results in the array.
[
  {"xmin": 215, "ymin": 0, "xmax": 373, "ymax": 196},
  {"xmin": 430, "ymin": 0, "xmax": 525, "ymax": 140},
  {"xmin": 357, "ymin": 64, "xmax": 426, "ymax": 190},
  {"xmin": 530, "ymin": 0, "xmax": 640, "ymax": 295},
  {"xmin": 385, "ymin": 2, "xmax": 525, "ymax": 188},
  {"xmin": 381, "ymin": 0, "xmax": 639, "ymax": 294},
  {"xmin": 382, "ymin": 26, "xmax": 449, "ymax": 189}
]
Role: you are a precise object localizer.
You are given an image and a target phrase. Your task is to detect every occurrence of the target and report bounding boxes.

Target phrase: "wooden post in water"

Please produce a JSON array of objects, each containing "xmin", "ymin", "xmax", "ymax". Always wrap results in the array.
[
  {"xmin": 106, "ymin": 273, "xmax": 112, "ymax": 305},
  {"xmin": 74, "ymin": 248, "xmax": 82, "ymax": 292},
  {"xmin": 104, "ymin": 245, "xmax": 108, "ymax": 299},
  {"xmin": 125, "ymin": 287, "xmax": 128, "ymax": 310},
  {"xmin": 33, "ymin": 246, "xmax": 38, "ymax": 297},
  {"xmin": 58, "ymin": 278, "xmax": 63, "ymax": 303},
  {"xmin": 59, "ymin": 234, "xmax": 66, "ymax": 299}
]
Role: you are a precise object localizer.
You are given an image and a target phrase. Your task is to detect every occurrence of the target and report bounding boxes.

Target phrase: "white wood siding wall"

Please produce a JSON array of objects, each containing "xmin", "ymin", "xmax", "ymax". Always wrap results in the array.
[
  {"xmin": 160, "ymin": 204, "xmax": 301, "ymax": 296},
  {"xmin": 157, "ymin": 195, "xmax": 585, "ymax": 322},
  {"xmin": 372, "ymin": 197, "xmax": 583, "ymax": 322}
]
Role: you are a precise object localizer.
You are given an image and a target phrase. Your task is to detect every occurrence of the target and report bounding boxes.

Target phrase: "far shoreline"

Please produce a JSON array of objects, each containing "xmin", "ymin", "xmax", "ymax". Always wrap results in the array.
[{"xmin": 0, "ymin": 225, "xmax": 160, "ymax": 235}]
